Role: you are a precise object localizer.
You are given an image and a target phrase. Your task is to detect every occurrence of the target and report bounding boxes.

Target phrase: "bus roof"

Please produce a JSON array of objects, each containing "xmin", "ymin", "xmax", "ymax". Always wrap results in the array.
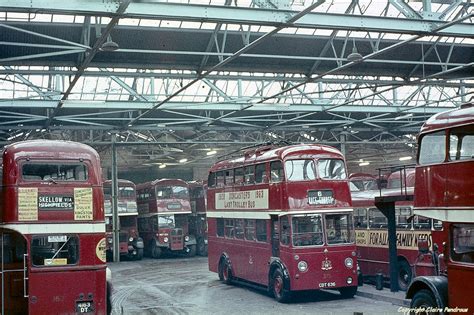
[
  {"xmin": 3, "ymin": 140, "xmax": 100, "ymax": 164},
  {"xmin": 103, "ymin": 179, "xmax": 136, "ymax": 187},
  {"xmin": 137, "ymin": 178, "xmax": 188, "ymax": 189},
  {"xmin": 420, "ymin": 103, "xmax": 474, "ymax": 134},
  {"xmin": 210, "ymin": 144, "xmax": 344, "ymax": 171}
]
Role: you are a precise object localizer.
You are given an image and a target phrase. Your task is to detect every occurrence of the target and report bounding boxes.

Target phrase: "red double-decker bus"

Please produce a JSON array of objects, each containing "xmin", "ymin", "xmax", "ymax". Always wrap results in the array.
[
  {"xmin": 207, "ymin": 143, "xmax": 358, "ymax": 302},
  {"xmin": 406, "ymin": 103, "xmax": 474, "ymax": 313},
  {"xmin": 136, "ymin": 179, "xmax": 197, "ymax": 258},
  {"xmin": 103, "ymin": 179, "xmax": 143, "ymax": 260},
  {"xmin": 0, "ymin": 140, "xmax": 110, "ymax": 314},
  {"xmin": 188, "ymin": 181, "xmax": 208, "ymax": 256},
  {"xmin": 352, "ymin": 168, "xmax": 445, "ymax": 291}
]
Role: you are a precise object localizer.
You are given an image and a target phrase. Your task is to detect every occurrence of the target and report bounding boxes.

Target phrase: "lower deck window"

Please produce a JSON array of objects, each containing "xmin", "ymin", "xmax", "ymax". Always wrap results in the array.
[
  {"xmin": 451, "ymin": 224, "xmax": 474, "ymax": 263},
  {"xmin": 31, "ymin": 235, "xmax": 79, "ymax": 266}
]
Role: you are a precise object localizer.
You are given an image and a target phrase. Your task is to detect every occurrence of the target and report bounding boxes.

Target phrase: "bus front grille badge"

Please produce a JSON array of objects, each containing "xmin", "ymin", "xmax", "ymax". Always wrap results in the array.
[{"xmin": 321, "ymin": 258, "xmax": 332, "ymax": 271}]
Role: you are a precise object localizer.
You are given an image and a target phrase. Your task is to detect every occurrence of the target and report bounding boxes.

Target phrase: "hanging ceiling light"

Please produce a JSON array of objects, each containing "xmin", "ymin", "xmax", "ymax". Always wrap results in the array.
[
  {"xmin": 101, "ymin": 34, "xmax": 119, "ymax": 52},
  {"xmin": 347, "ymin": 38, "xmax": 363, "ymax": 63}
]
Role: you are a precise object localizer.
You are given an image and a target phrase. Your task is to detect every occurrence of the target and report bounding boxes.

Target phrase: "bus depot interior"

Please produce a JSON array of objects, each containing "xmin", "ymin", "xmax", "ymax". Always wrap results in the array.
[{"xmin": 0, "ymin": 1, "xmax": 473, "ymax": 314}]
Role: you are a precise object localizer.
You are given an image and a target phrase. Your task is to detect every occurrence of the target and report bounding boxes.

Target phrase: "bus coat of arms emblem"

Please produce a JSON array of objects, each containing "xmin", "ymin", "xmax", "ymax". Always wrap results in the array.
[{"xmin": 321, "ymin": 257, "xmax": 332, "ymax": 271}]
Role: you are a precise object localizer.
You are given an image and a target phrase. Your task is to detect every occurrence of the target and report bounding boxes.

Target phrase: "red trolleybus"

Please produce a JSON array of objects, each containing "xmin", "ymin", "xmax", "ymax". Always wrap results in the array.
[
  {"xmin": 103, "ymin": 179, "xmax": 143, "ymax": 260},
  {"xmin": 406, "ymin": 104, "xmax": 474, "ymax": 313},
  {"xmin": 0, "ymin": 140, "xmax": 110, "ymax": 314},
  {"xmin": 136, "ymin": 179, "xmax": 197, "ymax": 258},
  {"xmin": 349, "ymin": 173, "xmax": 378, "ymax": 192},
  {"xmin": 352, "ymin": 176, "xmax": 444, "ymax": 291},
  {"xmin": 188, "ymin": 181, "xmax": 208, "ymax": 256},
  {"xmin": 207, "ymin": 144, "xmax": 358, "ymax": 302}
]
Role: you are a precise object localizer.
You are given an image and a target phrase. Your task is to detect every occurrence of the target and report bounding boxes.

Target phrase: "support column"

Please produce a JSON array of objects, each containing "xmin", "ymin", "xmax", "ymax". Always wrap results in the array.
[{"xmin": 111, "ymin": 135, "xmax": 120, "ymax": 262}]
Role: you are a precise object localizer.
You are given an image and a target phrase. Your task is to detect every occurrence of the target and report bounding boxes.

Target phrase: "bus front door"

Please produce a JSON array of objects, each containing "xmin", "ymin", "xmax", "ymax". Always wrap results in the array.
[{"xmin": 0, "ymin": 230, "xmax": 28, "ymax": 315}]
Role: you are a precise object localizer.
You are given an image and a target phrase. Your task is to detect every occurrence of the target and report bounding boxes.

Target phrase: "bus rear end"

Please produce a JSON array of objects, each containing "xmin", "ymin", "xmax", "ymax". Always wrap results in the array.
[{"xmin": 0, "ymin": 140, "xmax": 108, "ymax": 315}]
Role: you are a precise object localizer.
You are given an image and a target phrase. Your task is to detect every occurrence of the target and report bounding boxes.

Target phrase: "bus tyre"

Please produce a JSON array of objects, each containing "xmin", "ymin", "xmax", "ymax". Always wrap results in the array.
[
  {"xmin": 338, "ymin": 286, "xmax": 357, "ymax": 298},
  {"xmin": 219, "ymin": 259, "xmax": 232, "ymax": 285},
  {"xmin": 151, "ymin": 241, "xmax": 161, "ymax": 259},
  {"xmin": 398, "ymin": 260, "xmax": 412, "ymax": 291},
  {"xmin": 271, "ymin": 269, "xmax": 291, "ymax": 303},
  {"xmin": 186, "ymin": 245, "xmax": 197, "ymax": 257},
  {"xmin": 410, "ymin": 289, "xmax": 437, "ymax": 310}
]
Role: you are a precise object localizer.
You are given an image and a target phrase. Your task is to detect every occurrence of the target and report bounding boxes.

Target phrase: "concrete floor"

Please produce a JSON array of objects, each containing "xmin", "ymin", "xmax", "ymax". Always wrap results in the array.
[{"xmin": 109, "ymin": 256, "xmax": 402, "ymax": 315}]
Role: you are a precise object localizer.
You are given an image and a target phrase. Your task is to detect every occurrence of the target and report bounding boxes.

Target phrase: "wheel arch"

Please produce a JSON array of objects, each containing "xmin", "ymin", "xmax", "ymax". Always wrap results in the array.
[
  {"xmin": 406, "ymin": 276, "xmax": 448, "ymax": 309},
  {"xmin": 268, "ymin": 258, "xmax": 290, "ymax": 288}
]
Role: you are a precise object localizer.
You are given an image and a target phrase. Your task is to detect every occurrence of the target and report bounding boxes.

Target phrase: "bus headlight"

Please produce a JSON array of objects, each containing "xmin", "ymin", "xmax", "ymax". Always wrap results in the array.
[
  {"xmin": 297, "ymin": 261, "xmax": 308, "ymax": 272},
  {"xmin": 163, "ymin": 237, "xmax": 169, "ymax": 243},
  {"xmin": 129, "ymin": 237, "xmax": 134, "ymax": 242},
  {"xmin": 184, "ymin": 235, "xmax": 190, "ymax": 242},
  {"xmin": 347, "ymin": 277, "xmax": 353, "ymax": 284},
  {"xmin": 345, "ymin": 258, "xmax": 353, "ymax": 268}
]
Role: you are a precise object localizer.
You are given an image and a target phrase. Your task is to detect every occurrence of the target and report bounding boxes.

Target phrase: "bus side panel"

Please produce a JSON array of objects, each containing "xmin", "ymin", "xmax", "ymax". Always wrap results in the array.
[
  {"xmin": 448, "ymin": 263, "xmax": 474, "ymax": 312},
  {"xmin": 245, "ymin": 241, "xmax": 271, "ymax": 285},
  {"xmin": 28, "ymin": 268, "xmax": 107, "ymax": 315},
  {"xmin": 207, "ymin": 218, "xmax": 219, "ymax": 273}
]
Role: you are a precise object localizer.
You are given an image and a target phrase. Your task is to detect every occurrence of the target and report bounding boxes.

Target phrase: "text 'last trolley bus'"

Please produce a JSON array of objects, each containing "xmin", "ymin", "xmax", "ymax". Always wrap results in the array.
[
  {"xmin": 206, "ymin": 143, "xmax": 358, "ymax": 302},
  {"xmin": 0, "ymin": 140, "xmax": 111, "ymax": 315}
]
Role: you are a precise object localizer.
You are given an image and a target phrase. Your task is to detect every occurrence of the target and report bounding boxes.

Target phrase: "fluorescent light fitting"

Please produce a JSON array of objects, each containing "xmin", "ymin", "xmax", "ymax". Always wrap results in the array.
[
  {"xmin": 159, "ymin": 164, "xmax": 167, "ymax": 169},
  {"xmin": 206, "ymin": 150, "xmax": 217, "ymax": 156},
  {"xmin": 359, "ymin": 161, "xmax": 370, "ymax": 166},
  {"xmin": 399, "ymin": 156, "xmax": 412, "ymax": 161},
  {"xmin": 179, "ymin": 158, "xmax": 188, "ymax": 163}
]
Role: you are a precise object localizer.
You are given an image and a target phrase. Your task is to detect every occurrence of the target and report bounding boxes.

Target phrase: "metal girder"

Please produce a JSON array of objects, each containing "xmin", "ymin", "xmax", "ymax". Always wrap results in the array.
[{"xmin": 1, "ymin": 1, "xmax": 473, "ymax": 37}]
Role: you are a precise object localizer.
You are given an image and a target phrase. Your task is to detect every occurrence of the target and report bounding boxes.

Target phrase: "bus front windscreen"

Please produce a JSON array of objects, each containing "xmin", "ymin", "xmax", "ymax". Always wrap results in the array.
[
  {"xmin": 292, "ymin": 214, "xmax": 324, "ymax": 246},
  {"xmin": 156, "ymin": 186, "xmax": 189, "ymax": 199},
  {"xmin": 158, "ymin": 215, "xmax": 175, "ymax": 228},
  {"xmin": 325, "ymin": 213, "xmax": 354, "ymax": 244}
]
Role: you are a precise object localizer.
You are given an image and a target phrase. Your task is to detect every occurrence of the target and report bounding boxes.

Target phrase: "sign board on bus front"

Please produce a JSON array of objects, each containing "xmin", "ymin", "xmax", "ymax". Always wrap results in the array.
[{"xmin": 215, "ymin": 189, "xmax": 269, "ymax": 210}]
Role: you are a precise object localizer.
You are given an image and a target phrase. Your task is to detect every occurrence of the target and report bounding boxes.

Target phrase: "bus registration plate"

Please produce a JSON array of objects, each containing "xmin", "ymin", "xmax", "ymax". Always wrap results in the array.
[
  {"xmin": 308, "ymin": 190, "xmax": 334, "ymax": 205},
  {"xmin": 76, "ymin": 301, "xmax": 93, "ymax": 313}
]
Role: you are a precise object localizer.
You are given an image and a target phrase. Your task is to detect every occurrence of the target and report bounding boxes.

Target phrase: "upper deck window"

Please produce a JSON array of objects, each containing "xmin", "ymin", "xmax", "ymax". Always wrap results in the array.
[
  {"xmin": 255, "ymin": 163, "xmax": 267, "ymax": 183},
  {"xmin": 22, "ymin": 163, "xmax": 87, "ymax": 181},
  {"xmin": 234, "ymin": 167, "xmax": 244, "ymax": 185},
  {"xmin": 270, "ymin": 161, "xmax": 284, "ymax": 182},
  {"xmin": 419, "ymin": 131, "xmax": 446, "ymax": 165},
  {"xmin": 155, "ymin": 186, "xmax": 189, "ymax": 199},
  {"xmin": 317, "ymin": 159, "xmax": 347, "ymax": 180},
  {"xmin": 244, "ymin": 166, "xmax": 255, "ymax": 184},
  {"xmin": 449, "ymin": 125, "xmax": 474, "ymax": 161},
  {"xmin": 285, "ymin": 159, "xmax": 316, "ymax": 181}
]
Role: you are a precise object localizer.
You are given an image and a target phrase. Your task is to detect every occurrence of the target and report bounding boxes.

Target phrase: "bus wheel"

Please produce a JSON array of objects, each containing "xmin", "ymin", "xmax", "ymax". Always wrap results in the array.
[
  {"xmin": 410, "ymin": 289, "xmax": 437, "ymax": 310},
  {"xmin": 186, "ymin": 245, "xmax": 197, "ymax": 257},
  {"xmin": 151, "ymin": 242, "xmax": 161, "ymax": 259},
  {"xmin": 219, "ymin": 259, "xmax": 232, "ymax": 285},
  {"xmin": 398, "ymin": 260, "xmax": 412, "ymax": 291},
  {"xmin": 338, "ymin": 286, "xmax": 357, "ymax": 298},
  {"xmin": 271, "ymin": 269, "xmax": 291, "ymax": 303}
]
